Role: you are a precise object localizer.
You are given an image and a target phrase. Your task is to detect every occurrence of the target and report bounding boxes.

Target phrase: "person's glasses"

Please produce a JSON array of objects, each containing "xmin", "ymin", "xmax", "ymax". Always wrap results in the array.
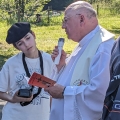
[
  {"xmin": 62, "ymin": 17, "xmax": 70, "ymax": 24},
  {"xmin": 62, "ymin": 14, "xmax": 82, "ymax": 24}
]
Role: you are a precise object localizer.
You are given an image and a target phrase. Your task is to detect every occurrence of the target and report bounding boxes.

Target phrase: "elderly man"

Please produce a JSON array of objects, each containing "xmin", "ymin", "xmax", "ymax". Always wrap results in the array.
[{"xmin": 45, "ymin": 1, "xmax": 115, "ymax": 120}]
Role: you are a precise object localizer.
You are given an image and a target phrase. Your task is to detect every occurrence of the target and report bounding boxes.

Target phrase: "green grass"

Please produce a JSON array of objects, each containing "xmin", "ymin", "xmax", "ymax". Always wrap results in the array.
[
  {"xmin": 98, "ymin": 16, "xmax": 120, "ymax": 38},
  {"xmin": 32, "ymin": 25, "xmax": 77, "ymax": 53},
  {"xmin": 0, "ymin": 22, "xmax": 77, "ymax": 68},
  {"xmin": 0, "ymin": 14, "xmax": 120, "ymax": 68}
]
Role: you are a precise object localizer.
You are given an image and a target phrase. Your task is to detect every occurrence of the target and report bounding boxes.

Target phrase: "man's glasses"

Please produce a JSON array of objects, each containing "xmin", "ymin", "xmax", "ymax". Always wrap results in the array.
[
  {"xmin": 62, "ymin": 14, "xmax": 82, "ymax": 24},
  {"xmin": 62, "ymin": 17, "xmax": 70, "ymax": 24}
]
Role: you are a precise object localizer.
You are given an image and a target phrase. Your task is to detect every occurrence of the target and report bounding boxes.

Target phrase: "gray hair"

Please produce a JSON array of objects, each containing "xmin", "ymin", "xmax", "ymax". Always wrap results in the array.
[{"xmin": 66, "ymin": 1, "xmax": 97, "ymax": 19}]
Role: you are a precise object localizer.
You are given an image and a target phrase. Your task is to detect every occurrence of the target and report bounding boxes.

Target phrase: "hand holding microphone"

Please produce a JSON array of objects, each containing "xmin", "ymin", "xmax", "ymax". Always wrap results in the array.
[{"xmin": 54, "ymin": 38, "xmax": 65, "ymax": 65}]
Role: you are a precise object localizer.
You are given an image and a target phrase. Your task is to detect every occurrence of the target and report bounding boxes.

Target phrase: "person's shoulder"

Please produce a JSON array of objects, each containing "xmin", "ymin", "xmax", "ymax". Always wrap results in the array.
[
  {"xmin": 114, "ymin": 36, "xmax": 120, "ymax": 46},
  {"xmin": 111, "ymin": 37, "xmax": 120, "ymax": 53},
  {"xmin": 5, "ymin": 52, "xmax": 22, "ymax": 65},
  {"xmin": 40, "ymin": 51, "xmax": 51, "ymax": 59},
  {"xmin": 110, "ymin": 36, "xmax": 120, "ymax": 65},
  {"xmin": 40, "ymin": 51, "xmax": 55, "ymax": 70},
  {"xmin": 103, "ymin": 38, "xmax": 115, "ymax": 47},
  {"xmin": 39, "ymin": 50, "xmax": 53, "ymax": 64},
  {"xmin": 110, "ymin": 37, "xmax": 120, "ymax": 75},
  {"xmin": 97, "ymin": 38, "xmax": 115, "ymax": 54}
]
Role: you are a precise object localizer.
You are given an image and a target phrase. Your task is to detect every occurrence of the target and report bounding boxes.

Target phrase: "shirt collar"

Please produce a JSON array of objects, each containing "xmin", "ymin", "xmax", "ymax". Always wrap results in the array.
[{"xmin": 79, "ymin": 25, "xmax": 100, "ymax": 47}]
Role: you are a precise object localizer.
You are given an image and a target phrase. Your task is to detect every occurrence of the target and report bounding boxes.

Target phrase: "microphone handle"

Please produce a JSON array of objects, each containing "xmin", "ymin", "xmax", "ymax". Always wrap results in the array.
[{"xmin": 54, "ymin": 38, "xmax": 64, "ymax": 65}]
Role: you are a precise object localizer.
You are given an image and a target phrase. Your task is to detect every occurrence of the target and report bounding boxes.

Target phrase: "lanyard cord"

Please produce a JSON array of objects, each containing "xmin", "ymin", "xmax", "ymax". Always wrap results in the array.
[{"xmin": 20, "ymin": 50, "xmax": 44, "ymax": 106}]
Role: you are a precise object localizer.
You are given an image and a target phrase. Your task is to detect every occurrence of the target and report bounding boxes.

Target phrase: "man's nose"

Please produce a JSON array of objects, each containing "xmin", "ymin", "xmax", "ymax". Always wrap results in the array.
[{"xmin": 62, "ymin": 23, "xmax": 65, "ymax": 29}]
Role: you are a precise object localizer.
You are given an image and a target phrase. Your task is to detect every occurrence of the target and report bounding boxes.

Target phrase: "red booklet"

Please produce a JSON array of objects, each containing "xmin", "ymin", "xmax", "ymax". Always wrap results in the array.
[{"xmin": 28, "ymin": 72, "xmax": 56, "ymax": 88}]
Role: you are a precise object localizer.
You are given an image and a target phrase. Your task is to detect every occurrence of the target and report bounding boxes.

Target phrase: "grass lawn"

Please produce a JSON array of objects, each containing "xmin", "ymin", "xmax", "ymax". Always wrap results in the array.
[{"xmin": 0, "ymin": 15, "xmax": 120, "ymax": 68}]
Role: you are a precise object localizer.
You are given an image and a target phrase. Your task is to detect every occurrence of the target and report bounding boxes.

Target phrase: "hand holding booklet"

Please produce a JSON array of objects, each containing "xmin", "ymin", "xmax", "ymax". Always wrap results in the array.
[{"xmin": 28, "ymin": 72, "xmax": 56, "ymax": 88}]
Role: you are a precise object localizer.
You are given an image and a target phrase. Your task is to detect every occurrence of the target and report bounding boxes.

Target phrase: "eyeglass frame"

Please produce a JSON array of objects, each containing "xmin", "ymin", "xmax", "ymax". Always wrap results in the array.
[{"xmin": 62, "ymin": 14, "xmax": 83, "ymax": 24}]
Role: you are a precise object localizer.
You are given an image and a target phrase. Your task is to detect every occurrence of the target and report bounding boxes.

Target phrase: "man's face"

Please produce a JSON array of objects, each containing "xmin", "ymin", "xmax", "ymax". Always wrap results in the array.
[
  {"xmin": 62, "ymin": 10, "xmax": 82, "ymax": 42},
  {"xmin": 15, "ymin": 32, "xmax": 37, "ymax": 57}
]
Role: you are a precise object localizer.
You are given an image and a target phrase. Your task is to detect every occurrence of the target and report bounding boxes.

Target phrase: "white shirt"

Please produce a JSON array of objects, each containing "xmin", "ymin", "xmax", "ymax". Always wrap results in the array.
[
  {"xmin": 50, "ymin": 25, "xmax": 115, "ymax": 120},
  {"xmin": 0, "ymin": 51, "xmax": 56, "ymax": 120}
]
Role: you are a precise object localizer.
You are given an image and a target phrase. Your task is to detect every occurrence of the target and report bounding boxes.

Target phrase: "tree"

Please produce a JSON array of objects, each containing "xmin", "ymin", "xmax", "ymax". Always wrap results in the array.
[{"xmin": 0, "ymin": 0, "xmax": 50, "ymax": 22}]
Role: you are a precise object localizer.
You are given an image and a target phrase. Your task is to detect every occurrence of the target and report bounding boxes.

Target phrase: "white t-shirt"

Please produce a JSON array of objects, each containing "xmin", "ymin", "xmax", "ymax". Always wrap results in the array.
[{"xmin": 0, "ymin": 51, "xmax": 56, "ymax": 120}]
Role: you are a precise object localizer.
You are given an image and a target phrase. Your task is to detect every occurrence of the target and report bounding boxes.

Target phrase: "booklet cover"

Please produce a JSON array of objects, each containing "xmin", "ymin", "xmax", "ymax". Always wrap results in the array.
[{"xmin": 28, "ymin": 72, "xmax": 56, "ymax": 88}]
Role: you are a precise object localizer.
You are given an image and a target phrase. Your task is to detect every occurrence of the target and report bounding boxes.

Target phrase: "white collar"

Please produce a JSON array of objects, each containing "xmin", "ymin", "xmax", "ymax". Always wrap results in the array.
[{"xmin": 79, "ymin": 25, "xmax": 100, "ymax": 47}]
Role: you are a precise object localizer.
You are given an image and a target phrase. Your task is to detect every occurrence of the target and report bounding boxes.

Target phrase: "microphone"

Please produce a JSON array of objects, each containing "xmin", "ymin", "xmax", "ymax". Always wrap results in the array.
[{"xmin": 54, "ymin": 38, "xmax": 65, "ymax": 65}]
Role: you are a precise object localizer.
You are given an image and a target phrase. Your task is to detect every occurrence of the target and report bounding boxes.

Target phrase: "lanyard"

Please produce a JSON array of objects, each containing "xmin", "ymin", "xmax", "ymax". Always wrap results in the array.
[{"xmin": 21, "ymin": 50, "xmax": 43, "ymax": 106}]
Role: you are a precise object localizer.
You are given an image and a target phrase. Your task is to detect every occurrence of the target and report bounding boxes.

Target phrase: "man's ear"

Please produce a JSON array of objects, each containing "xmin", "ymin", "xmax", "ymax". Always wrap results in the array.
[
  {"xmin": 80, "ymin": 15, "xmax": 84, "ymax": 23},
  {"xmin": 80, "ymin": 17, "xmax": 83, "ymax": 22}
]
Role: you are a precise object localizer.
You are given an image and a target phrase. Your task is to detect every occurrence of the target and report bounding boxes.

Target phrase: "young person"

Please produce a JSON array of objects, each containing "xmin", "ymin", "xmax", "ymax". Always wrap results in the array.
[{"xmin": 0, "ymin": 22, "xmax": 56, "ymax": 120}]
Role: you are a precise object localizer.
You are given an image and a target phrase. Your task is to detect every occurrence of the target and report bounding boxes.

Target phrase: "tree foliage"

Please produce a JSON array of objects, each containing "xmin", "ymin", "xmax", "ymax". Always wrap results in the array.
[
  {"xmin": 88, "ymin": 0, "xmax": 114, "ymax": 4},
  {"xmin": 0, "ymin": 0, "xmax": 50, "ymax": 22},
  {"xmin": 0, "ymin": 0, "xmax": 119, "ymax": 24}
]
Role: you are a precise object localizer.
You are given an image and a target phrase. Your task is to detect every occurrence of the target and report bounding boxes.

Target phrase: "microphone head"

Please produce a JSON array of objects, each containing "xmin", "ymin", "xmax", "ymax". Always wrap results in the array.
[{"xmin": 58, "ymin": 38, "xmax": 65, "ymax": 43}]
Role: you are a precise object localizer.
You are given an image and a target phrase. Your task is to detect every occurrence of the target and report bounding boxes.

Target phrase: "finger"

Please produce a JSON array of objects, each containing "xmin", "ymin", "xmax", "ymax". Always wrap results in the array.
[
  {"xmin": 46, "ymin": 83, "xmax": 50, "ymax": 87},
  {"xmin": 54, "ymin": 83, "xmax": 57, "ymax": 86},
  {"xmin": 23, "ymin": 97, "xmax": 32, "ymax": 102},
  {"xmin": 51, "ymin": 52, "xmax": 58, "ymax": 58},
  {"xmin": 44, "ymin": 87, "xmax": 50, "ymax": 92},
  {"xmin": 15, "ymin": 90, "xmax": 19, "ymax": 96},
  {"xmin": 51, "ymin": 50, "xmax": 59, "ymax": 61},
  {"xmin": 61, "ymin": 50, "xmax": 67, "ymax": 57},
  {"xmin": 19, "ymin": 96, "xmax": 32, "ymax": 102},
  {"xmin": 44, "ymin": 88, "xmax": 48, "ymax": 92},
  {"xmin": 55, "ymin": 46, "xmax": 58, "ymax": 49},
  {"xmin": 51, "ymin": 54, "xmax": 55, "ymax": 61},
  {"xmin": 62, "ymin": 50, "xmax": 67, "ymax": 55},
  {"xmin": 52, "ymin": 49, "xmax": 59, "ymax": 55}
]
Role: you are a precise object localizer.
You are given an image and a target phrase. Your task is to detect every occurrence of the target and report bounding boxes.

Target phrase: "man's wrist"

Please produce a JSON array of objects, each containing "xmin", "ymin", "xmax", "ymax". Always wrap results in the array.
[
  {"xmin": 57, "ymin": 65, "xmax": 65, "ymax": 73},
  {"xmin": 62, "ymin": 87, "xmax": 66, "ymax": 96}
]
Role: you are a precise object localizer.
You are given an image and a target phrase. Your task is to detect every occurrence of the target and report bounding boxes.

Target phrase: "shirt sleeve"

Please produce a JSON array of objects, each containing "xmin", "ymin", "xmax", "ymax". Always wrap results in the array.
[
  {"xmin": 0, "ymin": 63, "xmax": 9, "ymax": 92},
  {"xmin": 63, "ymin": 42, "xmax": 113, "ymax": 120}
]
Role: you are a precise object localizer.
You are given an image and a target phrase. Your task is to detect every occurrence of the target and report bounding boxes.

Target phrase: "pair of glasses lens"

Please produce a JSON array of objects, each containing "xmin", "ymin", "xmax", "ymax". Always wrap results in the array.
[
  {"xmin": 62, "ymin": 19, "xmax": 68, "ymax": 24},
  {"xmin": 62, "ymin": 14, "xmax": 82, "ymax": 24}
]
